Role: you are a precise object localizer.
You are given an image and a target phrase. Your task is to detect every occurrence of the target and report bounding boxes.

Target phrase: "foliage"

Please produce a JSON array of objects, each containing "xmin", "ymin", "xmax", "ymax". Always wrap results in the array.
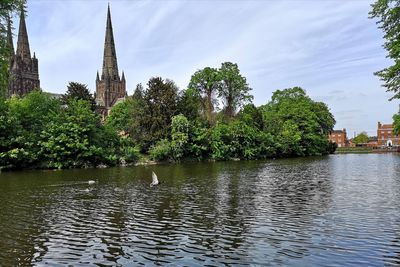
[
  {"xmin": 0, "ymin": 90, "xmax": 60, "ymax": 167},
  {"xmin": 129, "ymin": 78, "xmax": 179, "ymax": 152},
  {"xmin": 188, "ymin": 67, "xmax": 221, "ymax": 124},
  {"xmin": 352, "ymin": 132, "xmax": 369, "ymax": 145},
  {"xmin": 370, "ymin": 0, "xmax": 400, "ymax": 100},
  {"xmin": 328, "ymin": 141, "xmax": 338, "ymax": 154},
  {"xmin": 62, "ymin": 82, "xmax": 96, "ymax": 110},
  {"xmin": 105, "ymin": 97, "xmax": 134, "ymax": 133},
  {"xmin": 218, "ymin": 62, "xmax": 253, "ymax": 118},
  {"xmin": 169, "ymin": 114, "xmax": 190, "ymax": 161},
  {"xmin": 394, "ymin": 113, "xmax": 400, "ymax": 135},
  {"xmin": 0, "ymin": 91, "xmax": 138, "ymax": 169},
  {"xmin": 238, "ymin": 103, "xmax": 264, "ymax": 130},
  {"xmin": 260, "ymin": 87, "xmax": 335, "ymax": 157},
  {"xmin": 177, "ymin": 87, "xmax": 203, "ymax": 122},
  {"xmin": 0, "ymin": 61, "xmax": 338, "ymax": 169},
  {"xmin": 210, "ymin": 121, "xmax": 275, "ymax": 160},
  {"xmin": 149, "ymin": 139, "xmax": 171, "ymax": 161}
]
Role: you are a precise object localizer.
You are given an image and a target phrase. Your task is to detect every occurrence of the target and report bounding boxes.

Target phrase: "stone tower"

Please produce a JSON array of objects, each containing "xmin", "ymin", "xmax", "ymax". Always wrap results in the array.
[
  {"xmin": 8, "ymin": 9, "xmax": 40, "ymax": 97},
  {"xmin": 95, "ymin": 4, "xmax": 126, "ymax": 115}
]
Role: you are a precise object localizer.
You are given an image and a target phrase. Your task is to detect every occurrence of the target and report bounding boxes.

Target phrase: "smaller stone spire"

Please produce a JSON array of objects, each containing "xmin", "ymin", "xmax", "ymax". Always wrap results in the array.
[
  {"xmin": 16, "ymin": 8, "xmax": 31, "ymax": 60},
  {"xmin": 7, "ymin": 16, "xmax": 14, "ymax": 56},
  {"xmin": 121, "ymin": 71, "xmax": 125, "ymax": 81},
  {"xmin": 96, "ymin": 71, "xmax": 100, "ymax": 81}
]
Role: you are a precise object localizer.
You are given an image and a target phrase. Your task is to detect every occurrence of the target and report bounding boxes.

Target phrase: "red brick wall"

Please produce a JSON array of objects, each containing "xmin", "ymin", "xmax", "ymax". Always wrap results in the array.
[
  {"xmin": 329, "ymin": 130, "xmax": 347, "ymax": 148},
  {"xmin": 377, "ymin": 123, "xmax": 400, "ymax": 147}
]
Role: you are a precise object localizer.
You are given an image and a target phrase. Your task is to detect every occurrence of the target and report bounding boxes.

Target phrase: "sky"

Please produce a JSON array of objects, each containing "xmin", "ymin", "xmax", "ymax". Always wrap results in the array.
[{"xmin": 11, "ymin": 0, "xmax": 399, "ymax": 136}]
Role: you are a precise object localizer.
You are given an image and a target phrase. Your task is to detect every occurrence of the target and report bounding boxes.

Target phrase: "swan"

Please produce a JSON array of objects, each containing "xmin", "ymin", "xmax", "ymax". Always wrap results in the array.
[
  {"xmin": 150, "ymin": 171, "xmax": 159, "ymax": 187},
  {"xmin": 88, "ymin": 180, "xmax": 96, "ymax": 185}
]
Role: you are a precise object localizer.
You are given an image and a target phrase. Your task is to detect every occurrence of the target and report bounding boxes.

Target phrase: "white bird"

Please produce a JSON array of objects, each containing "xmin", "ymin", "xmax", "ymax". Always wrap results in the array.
[
  {"xmin": 88, "ymin": 180, "xmax": 96, "ymax": 185},
  {"xmin": 150, "ymin": 171, "xmax": 159, "ymax": 187}
]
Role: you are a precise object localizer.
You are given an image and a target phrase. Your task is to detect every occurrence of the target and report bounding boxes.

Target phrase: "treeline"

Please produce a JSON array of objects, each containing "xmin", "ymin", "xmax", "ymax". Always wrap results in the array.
[
  {"xmin": 0, "ymin": 89, "xmax": 137, "ymax": 169},
  {"xmin": 0, "ymin": 62, "xmax": 336, "ymax": 169},
  {"xmin": 106, "ymin": 62, "xmax": 337, "ymax": 162}
]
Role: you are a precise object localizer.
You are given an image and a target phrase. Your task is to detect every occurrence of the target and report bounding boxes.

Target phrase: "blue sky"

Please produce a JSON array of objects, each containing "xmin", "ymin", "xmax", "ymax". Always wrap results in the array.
[{"xmin": 12, "ymin": 0, "xmax": 399, "ymax": 136}]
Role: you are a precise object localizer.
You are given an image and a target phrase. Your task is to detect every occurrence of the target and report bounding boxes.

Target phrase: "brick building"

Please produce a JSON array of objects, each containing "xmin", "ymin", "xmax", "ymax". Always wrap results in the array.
[
  {"xmin": 328, "ymin": 129, "xmax": 348, "ymax": 148},
  {"xmin": 377, "ymin": 122, "xmax": 400, "ymax": 147},
  {"xmin": 7, "ymin": 9, "xmax": 40, "ymax": 97}
]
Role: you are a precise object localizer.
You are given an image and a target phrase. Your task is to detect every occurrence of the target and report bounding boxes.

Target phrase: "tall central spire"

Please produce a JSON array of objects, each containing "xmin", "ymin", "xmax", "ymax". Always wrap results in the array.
[
  {"xmin": 16, "ymin": 9, "xmax": 31, "ymax": 60},
  {"xmin": 102, "ymin": 4, "xmax": 119, "ymax": 79},
  {"xmin": 96, "ymin": 4, "xmax": 126, "ymax": 119}
]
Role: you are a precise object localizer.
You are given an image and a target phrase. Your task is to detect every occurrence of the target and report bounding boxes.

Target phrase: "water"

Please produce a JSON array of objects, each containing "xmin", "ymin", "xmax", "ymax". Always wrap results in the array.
[{"xmin": 0, "ymin": 154, "xmax": 400, "ymax": 266}]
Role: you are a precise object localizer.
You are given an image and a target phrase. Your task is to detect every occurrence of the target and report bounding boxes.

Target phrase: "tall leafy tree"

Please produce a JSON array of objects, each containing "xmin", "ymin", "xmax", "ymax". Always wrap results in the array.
[
  {"xmin": 62, "ymin": 82, "xmax": 96, "ymax": 110},
  {"xmin": 370, "ymin": 0, "xmax": 400, "ymax": 100},
  {"xmin": 218, "ymin": 62, "xmax": 253, "ymax": 118},
  {"xmin": 188, "ymin": 67, "xmax": 221, "ymax": 124},
  {"xmin": 124, "ymin": 78, "xmax": 180, "ymax": 152},
  {"xmin": 261, "ymin": 87, "xmax": 335, "ymax": 156},
  {"xmin": 1, "ymin": 90, "xmax": 60, "ymax": 167}
]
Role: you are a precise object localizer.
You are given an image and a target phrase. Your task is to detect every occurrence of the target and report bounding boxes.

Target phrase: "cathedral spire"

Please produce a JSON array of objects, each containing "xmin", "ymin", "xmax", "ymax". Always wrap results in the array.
[
  {"xmin": 7, "ymin": 16, "xmax": 14, "ymax": 56},
  {"xmin": 101, "ymin": 4, "xmax": 119, "ymax": 79},
  {"xmin": 16, "ymin": 8, "xmax": 31, "ymax": 60}
]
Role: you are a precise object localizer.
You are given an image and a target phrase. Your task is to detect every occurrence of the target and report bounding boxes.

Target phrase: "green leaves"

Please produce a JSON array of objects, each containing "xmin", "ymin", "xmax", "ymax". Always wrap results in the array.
[
  {"xmin": 261, "ymin": 87, "xmax": 335, "ymax": 157},
  {"xmin": 370, "ymin": 0, "xmax": 400, "ymax": 99},
  {"xmin": 352, "ymin": 132, "xmax": 369, "ymax": 145},
  {"xmin": 62, "ymin": 82, "xmax": 96, "ymax": 110},
  {"xmin": 219, "ymin": 62, "xmax": 253, "ymax": 118},
  {"xmin": 188, "ymin": 62, "xmax": 253, "ymax": 122},
  {"xmin": 0, "ymin": 92, "xmax": 138, "ymax": 169}
]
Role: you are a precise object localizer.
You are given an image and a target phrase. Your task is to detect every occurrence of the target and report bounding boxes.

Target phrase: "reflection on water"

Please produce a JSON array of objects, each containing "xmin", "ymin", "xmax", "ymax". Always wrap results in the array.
[{"xmin": 0, "ymin": 154, "xmax": 400, "ymax": 266}]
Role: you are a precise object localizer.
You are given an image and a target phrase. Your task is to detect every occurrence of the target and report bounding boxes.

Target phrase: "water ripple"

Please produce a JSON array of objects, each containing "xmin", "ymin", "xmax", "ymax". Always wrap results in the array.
[{"xmin": 0, "ymin": 155, "xmax": 400, "ymax": 266}]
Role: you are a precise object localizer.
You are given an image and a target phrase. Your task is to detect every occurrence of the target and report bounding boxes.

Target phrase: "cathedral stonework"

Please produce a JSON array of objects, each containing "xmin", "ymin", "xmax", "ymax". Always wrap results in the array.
[
  {"xmin": 95, "ymin": 5, "xmax": 126, "ymax": 118},
  {"xmin": 8, "ymin": 10, "xmax": 40, "ymax": 97}
]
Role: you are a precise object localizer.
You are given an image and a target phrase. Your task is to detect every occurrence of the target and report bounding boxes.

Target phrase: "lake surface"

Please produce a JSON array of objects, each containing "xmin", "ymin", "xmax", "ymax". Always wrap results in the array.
[{"xmin": 0, "ymin": 154, "xmax": 400, "ymax": 266}]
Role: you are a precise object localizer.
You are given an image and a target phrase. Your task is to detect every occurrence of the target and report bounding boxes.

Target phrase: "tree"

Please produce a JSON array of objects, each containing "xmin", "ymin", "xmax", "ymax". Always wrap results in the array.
[
  {"xmin": 218, "ymin": 62, "xmax": 253, "ymax": 118},
  {"xmin": 394, "ymin": 113, "xmax": 400, "ymax": 135},
  {"xmin": 238, "ymin": 104, "xmax": 264, "ymax": 130},
  {"xmin": 370, "ymin": 0, "xmax": 400, "ymax": 100},
  {"xmin": 61, "ymin": 82, "xmax": 96, "ymax": 110},
  {"xmin": 352, "ymin": 132, "xmax": 369, "ymax": 145},
  {"xmin": 261, "ymin": 87, "xmax": 336, "ymax": 156},
  {"xmin": 188, "ymin": 67, "xmax": 221, "ymax": 124},
  {"xmin": 177, "ymin": 87, "xmax": 203, "ymax": 122},
  {"xmin": 0, "ymin": 0, "xmax": 26, "ymax": 98},
  {"xmin": 138, "ymin": 77, "xmax": 179, "ymax": 151},
  {"xmin": 105, "ymin": 97, "xmax": 134, "ymax": 133},
  {"xmin": 1, "ymin": 90, "xmax": 60, "ymax": 168}
]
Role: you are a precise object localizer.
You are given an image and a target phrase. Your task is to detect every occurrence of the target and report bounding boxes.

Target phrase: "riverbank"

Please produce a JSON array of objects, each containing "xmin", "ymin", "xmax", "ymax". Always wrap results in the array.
[{"xmin": 335, "ymin": 147, "xmax": 400, "ymax": 154}]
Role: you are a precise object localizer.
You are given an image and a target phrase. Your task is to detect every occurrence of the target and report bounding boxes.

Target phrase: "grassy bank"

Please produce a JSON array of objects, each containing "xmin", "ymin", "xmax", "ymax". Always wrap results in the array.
[{"xmin": 336, "ymin": 147, "xmax": 399, "ymax": 154}]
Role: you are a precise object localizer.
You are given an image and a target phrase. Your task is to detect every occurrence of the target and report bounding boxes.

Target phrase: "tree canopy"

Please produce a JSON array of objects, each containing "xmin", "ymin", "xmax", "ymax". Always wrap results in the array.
[
  {"xmin": 370, "ymin": 0, "xmax": 400, "ymax": 100},
  {"xmin": 352, "ymin": 132, "xmax": 369, "ymax": 145},
  {"xmin": 1, "ymin": 62, "xmax": 337, "ymax": 169},
  {"xmin": 62, "ymin": 82, "xmax": 96, "ymax": 110}
]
